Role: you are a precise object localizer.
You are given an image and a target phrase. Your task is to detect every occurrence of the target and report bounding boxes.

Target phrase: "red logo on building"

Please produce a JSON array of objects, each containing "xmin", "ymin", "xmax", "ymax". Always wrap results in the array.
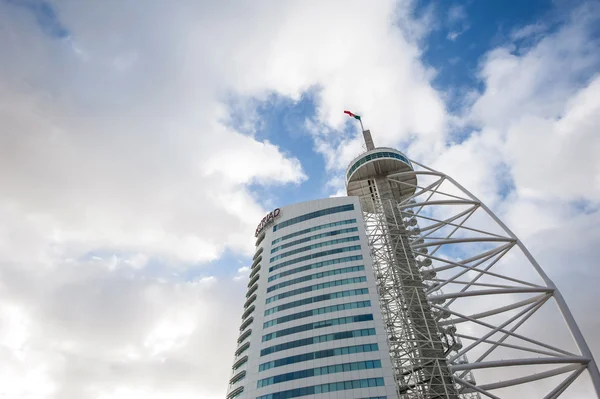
[{"xmin": 255, "ymin": 208, "xmax": 281, "ymax": 237}]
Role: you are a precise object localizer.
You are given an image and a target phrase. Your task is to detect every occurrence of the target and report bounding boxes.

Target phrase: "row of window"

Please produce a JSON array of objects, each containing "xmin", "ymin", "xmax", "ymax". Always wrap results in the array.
[
  {"xmin": 270, "ymin": 236, "xmax": 360, "ymax": 263},
  {"xmin": 257, "ymin": 379, "xmax": 385, "ymax": 399},
  {"xmin": 236, "ymin": 341, "xmax": 250, "ymax": 356},
  {"xmin": 250, "ymin": 264, "xmax": 261, "ymax": 279},
  {"xmin": 346, "ymin": 150, "xmax": 412, "ymax": 181},
  {"xmin": 240, "ymin": 316, "xmax": 253, "ymax": 331},
  {"xmin": 262, "ymin": 313, "xmax": 374, "ymax": 342},
  {"xmin": 271, "ymin": 227, "xmax": 359, "ymax": 254},
  {"xmin": 259, "ymin": 343, "xmax": 379, "ymax": 371},
  {"xmin": 268, "ymin": 255, "xmax": 363, "ymax": 282},
  {"xmin": 257, "ymin": 360, "xmax": 382, "ymax": 388},
  {"xmin": 227, "ymin": 386, "xmax": 243, "ymax": 399},
  {"xmin": 230, "ymin": 370, "xmax": 246, "ymax": 386},
  {"xmin": 263, "ymin": 300, "xmax": 371, "ymax": 328},
  {"xmin": 256, "ymin": 379, "xmax": 385, "ymax": 399},
  {"xmin": 244, "ymin": 294, "xmax": 257, "ymax": 309},
  {"xmin": 269, "ymin": 246, "xmax": 362, "ymax": 273},
  {"xmin": 242, "ymin": 304, "xmax": 255, "ymax": 320},
  {"xmin": 267, "ymin": 265, "xmax": 365, "ymax": 293},
  {"xmin": 272, "ymin": 204, "xmax": 354, "ymax": 233},
  {"xmin": 264, "ymin": 288, "xmax": 369, "ymax": 316},
  {"xmin": 260, "ymin": 328, "xmax": 376, "ymax": 356},
  {"xmin": 238, "ymin": 329, "xmax": 251, "ymax": 344},
  {"xmin": 246, "ymin": 283, "xmax": 258, "ymax": 298},
  {"xmin": 248, "ymin": 273, "xmax": 260, "ymax": 288},
  {"xmin": 271, "ymin": 219, "xmax": 357, "ymax": 245},
  {"xmin": 233, "ymin": 355, "xmax": 248, "ymax": 371},
  {"xmin": 266, "ymin": 276, "xmax": 367, "ymax": 303}
]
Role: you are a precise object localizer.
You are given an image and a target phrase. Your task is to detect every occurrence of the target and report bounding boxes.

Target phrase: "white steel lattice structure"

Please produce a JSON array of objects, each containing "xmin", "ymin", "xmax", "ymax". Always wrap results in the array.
[{"xmin": 345, "ymin": 130, "xmax": 600, "ymax": 399}]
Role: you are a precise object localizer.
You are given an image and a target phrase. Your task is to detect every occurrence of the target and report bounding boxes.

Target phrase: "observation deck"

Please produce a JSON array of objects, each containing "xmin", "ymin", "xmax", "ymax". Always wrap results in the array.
[{"xmin": 345, "ymin": 147, "xmax": 417, "ymax": 203}]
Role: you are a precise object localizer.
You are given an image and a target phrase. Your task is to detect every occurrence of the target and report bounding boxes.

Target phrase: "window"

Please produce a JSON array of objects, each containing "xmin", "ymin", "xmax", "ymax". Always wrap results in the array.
[
  {"xmin": 255, "ymin": 230, "xmax": 265, "ymax": 246},
  {"xmin": 267, "ymin": 265, "xmax": 365, "ymax": 293},
  {"xmin": 246, "ymin": 283, "xmax": 259, "ymax": 298},
  {"xmin": 271, "ymin": 227, "xmax": 358, "ymax": 253},
  {"xmin": 272, "ymin": 219, "xmax": 356, "ymax": 245},
  {"xmin": 237, "ymin": 329, "xmax": 251, "ymax": 344},
  {"xmin": 272, "ymin": 204, "xmax": 355, "ymax": 233},
  {"xmin": 249, "ymin": 265, "xmax": 261, "ymax": 279},
  {"xmin": 239, "ymin": 316, "xmax": 253, "ymax": 331},
  {"xmin": 244, "ymin": 294, "xmax": 257, "ymax": 309},
  {"xmin": 232, "ymin": 355, "xmax": 248, "ymax": 371},
  {"xmin": 269, "ymin": 246, "xmax": 361, "ymax": 273},
  {"xmin": 248, "ymin": 273, "xmax": 260, "ymax": 288},
  {"xmin": 255, "ymin": 378, "xmax": 385, "ymax": 399},
  {"xmin": 268, "ymin": 255, "xmax": 363, "ymax": 282},
  {"xmin": 264, "ymin": 288, "xmax": 369, "ymax": 316},
  {"xmin": 227, "ymin": 386, "xmax": 244, "ymax": 399},
  {"xmin": 257, "ymin": 360, "xmax": 382, "ymax": 387},
  {"xmin": 260, "ymin": 328, "xmax": 376, "ymax": 356},
  {"xmin": 229, "ymin": 370, "xmax": 246, "ymax": 385},
  {"xmin": 263, "ymin": 300, "xmax": 371, "ymax": 328},
  {"xmin": 258, "ymin": 343, "xmax": 379, "ymax": 371},
  {"xmin": 241, "ymin": 305, "xmax": 255, "ymax": 320},
  {"xmin": 266, "ymin": 276, "xmax": 367, "ymax": 303},
  {"xmin": 270, "ymin": 236, "xmax": 360, "ymax": 262},
  {"xmin": 346, "ymin": 150, "xmax": 412, "ymax": 181},
  {"xmin": 262, "ymin": 314, "xmax": 374, "ymax": 342},
  {"xmin": 235, "ymin": 341, "xmax": 250, "ymax": 356}
]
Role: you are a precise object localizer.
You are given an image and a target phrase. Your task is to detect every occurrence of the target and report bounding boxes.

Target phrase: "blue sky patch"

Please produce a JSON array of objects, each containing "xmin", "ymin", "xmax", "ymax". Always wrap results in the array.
[{"xmin": 3, "ymin": 0, "xmax": 69, "ymax": 38}]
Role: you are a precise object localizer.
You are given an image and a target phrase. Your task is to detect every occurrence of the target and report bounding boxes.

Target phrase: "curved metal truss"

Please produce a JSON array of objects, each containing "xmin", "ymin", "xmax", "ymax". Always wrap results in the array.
[{"xmin": 358, "ymin": 159, "xmax": 600, "ymax": 399}]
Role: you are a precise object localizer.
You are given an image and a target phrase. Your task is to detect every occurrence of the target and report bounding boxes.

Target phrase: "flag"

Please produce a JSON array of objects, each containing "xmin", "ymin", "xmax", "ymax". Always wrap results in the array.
[{"xmin": 344, "ymin": 110, "xmax": 361, "ymax": 120}]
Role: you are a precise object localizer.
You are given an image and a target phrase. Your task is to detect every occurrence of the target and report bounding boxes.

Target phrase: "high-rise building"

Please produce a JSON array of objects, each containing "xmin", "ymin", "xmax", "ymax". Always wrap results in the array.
[{"xmin": 227, "ymin": 129, "xmax": 600, "ymax": 399}]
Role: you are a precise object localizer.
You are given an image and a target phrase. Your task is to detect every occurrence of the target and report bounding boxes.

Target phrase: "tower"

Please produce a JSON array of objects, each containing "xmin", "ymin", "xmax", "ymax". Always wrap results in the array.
[
  {"xmin": 226, "ymin": 126, "xmax": 600, "ymax": 399},
  {"xmin": 344, "ymin": 128, "xmax": 600, "ymax": 398}
]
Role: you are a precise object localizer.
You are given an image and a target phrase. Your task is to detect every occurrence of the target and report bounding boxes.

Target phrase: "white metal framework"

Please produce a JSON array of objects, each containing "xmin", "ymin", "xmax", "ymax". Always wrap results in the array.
[{"xmin": 348, "ymin": 148, "xmax": 600, "ymax": 398}]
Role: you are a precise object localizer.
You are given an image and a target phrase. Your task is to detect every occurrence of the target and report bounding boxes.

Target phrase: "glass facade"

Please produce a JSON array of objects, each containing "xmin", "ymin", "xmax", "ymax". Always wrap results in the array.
[
  {"xmin": 259, "ymin": 343, "xmax": 379, "ymax": 371},
  {"xmin": 256, "ymin": 378, "xmax": 385, "ymax": 399},
  {"xmin": 271, "ymin": 227, "xmax": 358, "ymax": 253},
  {"xmin": 264, "ymin": 288, "xmax": 369, "ymax": 315},
  {"xmin": 269, "ymin": 246, "xmax": 361, "ymax": 272},
  {"xmin": 226, "ymin": 198, "xmax": 394, "ymax": 399},
  {"xmin": 260, "ymin": 328, "xmax": 376, "ymax": 356},
  {"xmin": 346, "ymin": 150, "xmax": 411, "ymax": 181},
  {"xmin": 262, "ymin": 314, "xmax": 374, "ymax": 342},
  {"xmin": 263, "ymin": 300, "xmax": 371, "ymax": 328},
  {"xmin": 270, "ymin": 236, "xmax": 360, "ymax": 262},
  {"xmin": 268, "ymin": 255, "xmax": 363, "ymax": 282},
  {"xmin": 266, "ymin": 265, "xmax": 365, "ymax": 293},
  {"xmin": 266, "ymin": 276, "xmax": 366, "ymax": 303},
  {"xmin": 257, "ymin": 360, "xmax": 382, "ymax": 387},
  {"xmin": 271, "ymin": 219, "xmax": 356, "ymax": 245},
  {"xmin": 272, "ymin": 204, "xmax": 354, "ymax": 232}
]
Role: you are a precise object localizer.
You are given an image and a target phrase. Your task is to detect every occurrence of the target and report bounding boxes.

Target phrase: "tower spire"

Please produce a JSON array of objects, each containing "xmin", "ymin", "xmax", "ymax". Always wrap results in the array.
[
  {"xmin": 362, "ymin": 128, "xmax": 375, "ymax": 151},
  {"xmin": 344, "ymin": 110, "xmax": 375, "ymax": 150}
]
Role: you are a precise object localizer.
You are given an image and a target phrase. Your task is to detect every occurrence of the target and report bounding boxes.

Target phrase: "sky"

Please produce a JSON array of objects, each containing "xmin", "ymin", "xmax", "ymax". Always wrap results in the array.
[{"xmin": 0, "ymin": 0, "xmax": 599, "ymax": 398}]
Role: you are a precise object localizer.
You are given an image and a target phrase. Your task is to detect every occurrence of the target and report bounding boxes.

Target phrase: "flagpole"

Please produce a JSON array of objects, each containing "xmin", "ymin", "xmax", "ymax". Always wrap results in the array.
[{"xmin": 359, "ymin": 118, "xmax": 364, "ymax": 132}]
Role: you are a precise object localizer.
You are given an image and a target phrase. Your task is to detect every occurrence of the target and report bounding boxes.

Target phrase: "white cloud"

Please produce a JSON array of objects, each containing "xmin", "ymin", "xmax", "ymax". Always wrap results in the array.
[
  {"xmin": 510, "ymin": 22, "xmax": 547, "ymax": 40},
  {"xmin": 446, "ymin": 5, "xmax": 469, "ymax": 41},
  {"xmin": 447, "ymin": 31, "xmax": 461, "ymax": 41},
  {"xmin": 233, "ymin": 266, "xmax": 250, "ymax": 281},
  {"xmin": 0, "ymin": 0, "xmax": 599, "ymax": 398},
  {"xmin": 448, "ymin": 4, "xmax": 467, "ymax": 24},
  {"xmin": 432, "ymin": 4, "xmax": 600, "ymax": 375},
  {"xmin": 0, "ymin": 1, "xmax": 444, "ymax": 396}
]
